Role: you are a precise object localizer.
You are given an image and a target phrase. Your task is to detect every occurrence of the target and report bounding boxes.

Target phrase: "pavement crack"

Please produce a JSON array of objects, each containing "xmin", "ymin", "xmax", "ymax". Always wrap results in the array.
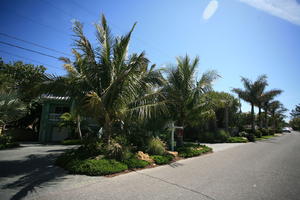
[{"xmin": 135, "ymin": 171, "xmax": 216, "ymax": 200}]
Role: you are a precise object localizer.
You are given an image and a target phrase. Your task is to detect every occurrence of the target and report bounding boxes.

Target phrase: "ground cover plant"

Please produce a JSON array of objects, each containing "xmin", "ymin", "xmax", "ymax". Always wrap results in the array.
[
  {"xmin": 227, "ymin": 137, "xmax": 248, "ymax": 143},
  {"xmin": 177, "ymin": 143, "xmax": 212, "ymax": 158}
]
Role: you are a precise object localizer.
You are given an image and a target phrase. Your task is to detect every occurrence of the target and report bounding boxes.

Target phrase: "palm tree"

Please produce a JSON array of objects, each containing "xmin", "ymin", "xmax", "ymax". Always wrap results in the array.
[
  {"xmin": 45, "ymin": 15, "xmax": 166, "ymax": 144},
  {"xmin": 260, "ymin": 89, "xmax": 282, "ymax": 128},
  {"xmin": 269, "ymin": 100, "xmax": 287, "ymax": 130},
  {"xmin": 164, "ymin": 55, "xmax": 219, "ymax": 144},
  {"xmin": 232, "ymin": 75, "xmax": 267, "ymax": 133}
]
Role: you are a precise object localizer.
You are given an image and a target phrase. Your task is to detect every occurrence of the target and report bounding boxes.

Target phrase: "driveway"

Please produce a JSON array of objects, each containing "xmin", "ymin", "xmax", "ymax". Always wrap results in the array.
[{"xmin": 1, "ymin": 132, "xmax": 300, "ymax": 200}]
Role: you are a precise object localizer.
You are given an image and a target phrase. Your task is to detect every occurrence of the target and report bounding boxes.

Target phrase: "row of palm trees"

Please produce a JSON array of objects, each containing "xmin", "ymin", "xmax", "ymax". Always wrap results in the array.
[{"xmin": 232, "ymin": 75, "xmax": 284, "ymax": 134}]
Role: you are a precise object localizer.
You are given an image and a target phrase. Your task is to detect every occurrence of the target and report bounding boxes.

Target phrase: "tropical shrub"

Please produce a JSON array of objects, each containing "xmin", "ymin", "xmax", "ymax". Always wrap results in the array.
[
  {"xmin": 238, "ymin": 131, "xmax": 249, "ymax": 137},
  {"xmin": 214, "ymin": 129, "xmax": 230, "ymax": 142},
  {"xmin": 227, "ymin": 137, "xmax": 248, "ymax": 143},
  {"xmin": 146, "ymin": 137, "xmax": 166, "ymax": 156},
  {"xmin": 124, "ymin": 157, "xmax": 150, "ymax": 169},
  {"xmin": 247, "ymin": 133, "xmax": 256, "ymax": 142},
  {"xmin": 105, "ymin": 141, "xmax": 132, "ymax": 161},
  {"xmin": 260, "ymin": 128, "xmax": 269, "ymax": 136},
  {"xmin": 151, "ymin": 154, "xmax": 173, "ymax": 165},
  {"xmin": 255, "ymin": 130, "xmax": 262, "ymax": 138}
]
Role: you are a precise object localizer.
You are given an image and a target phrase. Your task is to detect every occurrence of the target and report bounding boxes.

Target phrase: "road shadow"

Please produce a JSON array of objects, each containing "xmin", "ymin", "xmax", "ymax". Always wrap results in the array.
[
  {"xmin": 0, "ymin": 153, "xmax": 67, "ymax": 200},
  {"xmin": 168, "ymin": 162, "xmax": 184, "ymax": 168}
]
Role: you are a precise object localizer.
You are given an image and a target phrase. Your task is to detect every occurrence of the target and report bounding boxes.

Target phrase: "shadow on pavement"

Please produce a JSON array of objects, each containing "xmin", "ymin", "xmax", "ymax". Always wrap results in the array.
[{"xmin": 0, "ymin": 153, "xmax": 67, "ymax": 200}]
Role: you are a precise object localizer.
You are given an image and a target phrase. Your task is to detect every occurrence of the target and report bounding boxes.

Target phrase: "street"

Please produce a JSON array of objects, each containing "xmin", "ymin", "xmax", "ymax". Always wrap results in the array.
[{"xmin": 1, "ymin": 132, "xmax": 300, "ymax": 200}]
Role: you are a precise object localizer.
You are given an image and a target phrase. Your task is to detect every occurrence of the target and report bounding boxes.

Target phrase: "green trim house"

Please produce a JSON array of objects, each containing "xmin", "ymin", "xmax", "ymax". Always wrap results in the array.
[{"xmin": 39, "ymin": 96, "xmax": 72, "ymax": 142}]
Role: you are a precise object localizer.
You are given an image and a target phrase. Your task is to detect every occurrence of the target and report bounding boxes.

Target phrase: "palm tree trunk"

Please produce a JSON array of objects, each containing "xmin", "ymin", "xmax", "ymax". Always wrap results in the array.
[
  {"xmin": 258, "ymin": 106, "xmax": 262, "ymax": 128},
  {"xmin": 264, "ymin": 106, "xmax": 268, "ymax": 128},
  {"xmin": 251, "ymin": 103, "xmax": 255, "ymax": 133},
  {"xmin": 77, "ymin": 115, "xmax": 82, "ymax": 140},
  {"xmin": 224, "ymin": 107, "xmax": 229, "ymax": 132}
]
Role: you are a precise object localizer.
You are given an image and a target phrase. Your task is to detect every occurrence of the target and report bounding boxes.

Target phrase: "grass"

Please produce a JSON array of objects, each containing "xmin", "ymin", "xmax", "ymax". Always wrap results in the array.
[
  {"xmin": 255, "ymin": 135, "xmax": 277, "ymax": 141},
  {"xmin": 177, "ymin": 144, "xmax": 212, "ymax": 158},
  {"xmin": 227, "ymin": 137, "xmax": 248, "ymax": 143}
]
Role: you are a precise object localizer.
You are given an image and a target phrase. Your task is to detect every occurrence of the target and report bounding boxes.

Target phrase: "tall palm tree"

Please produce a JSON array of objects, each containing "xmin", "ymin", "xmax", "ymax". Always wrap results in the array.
[
  {"xmin": 232, "ymin": 75, "xmax": 267, "ymax": 133},
  {"xmin": 45, "ymin": 15, "xmax": 166, "ymax": 144},
  {"xmin": 164, "ymin": 55, "xmax": 219, "ymax": 144},
  {"xmin": 260, "ymin": 89, "xmax": 282, "ymax": 128}
]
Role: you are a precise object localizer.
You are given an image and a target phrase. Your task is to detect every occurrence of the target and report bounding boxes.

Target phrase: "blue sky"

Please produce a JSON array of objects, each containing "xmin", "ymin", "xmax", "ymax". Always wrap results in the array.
[{"xmin": 1, "ymin": 0, "xmax": 300, "ymax": 117}]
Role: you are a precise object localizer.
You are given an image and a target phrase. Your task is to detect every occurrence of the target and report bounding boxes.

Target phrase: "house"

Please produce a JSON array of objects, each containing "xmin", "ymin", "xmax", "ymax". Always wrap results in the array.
[{"xmin": 39, "ymin": 95, "xmax": 72, "ymax": 142}]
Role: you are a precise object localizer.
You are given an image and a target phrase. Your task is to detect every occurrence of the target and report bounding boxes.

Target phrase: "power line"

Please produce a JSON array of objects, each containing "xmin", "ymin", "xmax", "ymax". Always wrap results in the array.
[
  {"xmin": 0, "ymin": 32, "xmax": 72, "ymax": 57},
  {"xmin": 0, "ymin": 41, "xmax": 60, "ymax": 60},
  {"xmin": 70, "ymin": 0, "xmax": 172, "ymax": 59},
  {"xmin": 0, "ymin": 49, "xmax": 63, "ymax": 70},
  {"xmin": 3, "ymin": 8, "xmax": 70, "ymax": 37}
]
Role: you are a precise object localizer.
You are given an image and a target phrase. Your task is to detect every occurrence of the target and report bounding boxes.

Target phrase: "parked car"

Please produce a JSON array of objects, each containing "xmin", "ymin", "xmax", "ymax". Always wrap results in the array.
[{"xmin": 282, "ymin": 127, "xmax": 292, "ymax": 133}]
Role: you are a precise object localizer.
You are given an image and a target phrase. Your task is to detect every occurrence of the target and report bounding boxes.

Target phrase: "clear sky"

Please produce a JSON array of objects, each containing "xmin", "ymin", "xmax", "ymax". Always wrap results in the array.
[{"xmin": 1, "ymin": 0, "xmax": 299, "ymax": 117}]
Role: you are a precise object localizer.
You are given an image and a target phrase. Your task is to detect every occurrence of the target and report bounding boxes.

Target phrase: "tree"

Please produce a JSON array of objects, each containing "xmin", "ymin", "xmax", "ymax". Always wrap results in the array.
[
  {"xmin": 269, "ymin": 100, "xmax": 287, "ymax": 130},
  {"xmin": 290, "ymin": 104, "xmax": 300, "ymax": 119},
  {"xmin": 261, "ymin": 89, "xmax": 282, "ymax": 128},
  {"xmin": 232, "ymin": 75, "xmax": 267, "ymax": 133},
  {"xmin": 203, "ymin": 91, "xmax": 239, "ymax": 132},
  {"xmin": 45, "ymin": 15, "xmax": 166, "ymax": 144},
  {"xmin": 0, "ymin": 91, "xmax": 27, "ymax": 134},
  {"xmin": 164, "ymin": 55, "xmax": 219, "ymax": 145}
]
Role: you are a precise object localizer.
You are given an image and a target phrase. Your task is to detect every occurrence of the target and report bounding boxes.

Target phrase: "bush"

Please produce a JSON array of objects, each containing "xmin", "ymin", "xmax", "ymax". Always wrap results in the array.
[
  {"xmin": 151, "ymin": 154, "xmax": 173, "ymax": 165},
  {"xmin": 238, "ymin": 131, "xmax": 248, "ymax": 137},
  {"xmin": 214, "ymin": 129, "xmax": 230, "ymax": 142},
  {"xmin": 0, "ymin": 135, "xmax": 19, "ymax": 150},
  {"xmin": 105, "ymin": 141, "xmax": 132, "ymax": 161},
  {"xmin": 227, "ymin": 137, "xmax": 248, "ymax": 143},
  {"xmin": 146, "ymin": 137, "xmax": 166, "ymax": 156},
  {"xmin": 124, "ymin": 157, "xmax": 150, "ymax": 169},
  {"xmin": 275, "ymin": 128, "xmax": 283, "ymax": 133},
  {"xmin": 247, "ymin": 133, "xmax": 256, "ymax": 142},
  {"xmin": 260, "ymin": 128, "xmax": 269, "ymax": 136},
  {"xmin": 268, "ymin": 128, "xmax": 275, "ymax": 135},
  {"xmin": 66, "ymin": 159, "xmax": 128, "ymax": 176},
  {"xmin": 197, "ymin": 130, "xmax": 229, "ymax": 143},
  {"xmin": 61, "ymin": 139, "xmax": 82, "ymax": 145},
  {"xmin": 177, "ymin": 144, "xmax": 212, "ymax": 158},
  {"xmin": 255, "ymin": 130, "xmax": 262, "ymax": 138}
]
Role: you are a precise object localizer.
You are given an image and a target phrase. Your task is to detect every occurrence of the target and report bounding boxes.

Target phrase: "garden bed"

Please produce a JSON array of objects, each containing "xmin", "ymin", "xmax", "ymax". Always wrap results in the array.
[{"xmin": 56, "ymin": 143, "xmax": 213, "ymax": 177}]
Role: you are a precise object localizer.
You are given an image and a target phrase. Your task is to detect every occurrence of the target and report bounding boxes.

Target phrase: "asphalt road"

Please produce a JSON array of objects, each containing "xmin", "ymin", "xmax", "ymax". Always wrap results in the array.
[{"xmin": 1, "ymin": 132, "xmax": 300, "ymax": 200}]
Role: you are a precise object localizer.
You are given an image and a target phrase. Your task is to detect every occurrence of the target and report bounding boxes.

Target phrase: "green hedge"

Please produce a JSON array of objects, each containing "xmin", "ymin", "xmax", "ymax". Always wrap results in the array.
[
  {"xmin": 151, "ymin": 155, "xmax": 173, "ymax": 165},
  {"xmin": 227, "ymin": 137, "xmax": 248, "ymax": 143},
  {"xmin": 177, "ymin": 144, "xmax": 212, "ymax": 158}
]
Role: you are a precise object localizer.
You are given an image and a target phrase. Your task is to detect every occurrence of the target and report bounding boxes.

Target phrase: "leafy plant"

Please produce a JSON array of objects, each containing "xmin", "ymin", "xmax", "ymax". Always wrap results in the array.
[
  {"xmin": 150, "ymin": 155, "xmax": 173, "ymax": 165},
  {"xmin": 123, "ymin": 157, "xmax": 150, "ymax": 169}
]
